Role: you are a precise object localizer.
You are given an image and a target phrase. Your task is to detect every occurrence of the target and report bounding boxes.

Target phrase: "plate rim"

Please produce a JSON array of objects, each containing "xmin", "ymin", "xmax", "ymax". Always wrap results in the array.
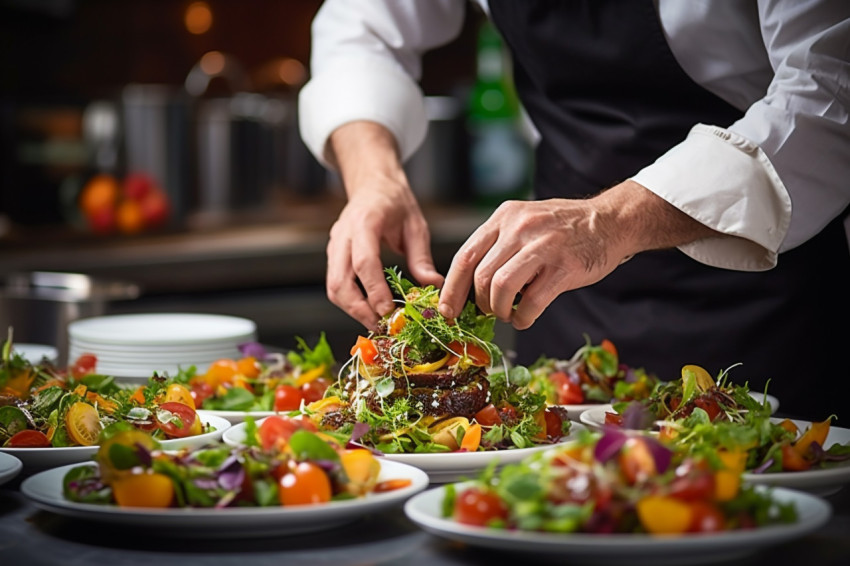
[
  {"xmin": 403, "ymin": 481, "xmax": 832, "ymax": 556},
  {"xmin": 0, "ymin": 451, "xmax": 23, "ymax": 485},
  {"xmin": 20, "ymin": 458, "xmax": 430, "ymax": 535}
]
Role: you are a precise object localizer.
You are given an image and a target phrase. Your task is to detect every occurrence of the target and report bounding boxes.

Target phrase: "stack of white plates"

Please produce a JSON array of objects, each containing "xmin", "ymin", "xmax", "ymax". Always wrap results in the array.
[{"xmin": 67, "ymin": 313, "xmax": 257, "ymax": 383}]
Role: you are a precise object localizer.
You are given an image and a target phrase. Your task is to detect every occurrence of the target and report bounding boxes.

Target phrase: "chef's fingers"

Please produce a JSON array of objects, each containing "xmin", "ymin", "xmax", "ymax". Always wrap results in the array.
[
  {"xmin": 440, "ymin": 225, "xmax": 499, "ymax": 319},
  {"xmin": 489, "ymin": 253, "xmax": 540, "ymax": 322},
  {"xmin": 327, "ymin": 231, "xmax": 380, "ymax": 330},
  {"xmin": 403, "ymin": 216, "xmax": 445, "ymax": 288},
  {"xmin": 510, "ymin": 266, "xmax": 565, "ymax": 330},
  {"xmin": 350, "ymin": 227, "xmax": 395, "ymax": 319},
  {"xmin": 472, "ymin": 236, "xmax": 521, "ymax": 317}
]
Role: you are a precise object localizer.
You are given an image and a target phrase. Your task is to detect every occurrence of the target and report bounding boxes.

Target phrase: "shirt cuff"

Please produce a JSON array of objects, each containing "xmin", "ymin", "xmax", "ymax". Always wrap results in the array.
[
  {"xmin": 631, "ymin": 124, "xmax": 791, "ymax": 272},
  {"xmin": 298, "ymin": 56, "xmax": 429, "ymax": 168}
]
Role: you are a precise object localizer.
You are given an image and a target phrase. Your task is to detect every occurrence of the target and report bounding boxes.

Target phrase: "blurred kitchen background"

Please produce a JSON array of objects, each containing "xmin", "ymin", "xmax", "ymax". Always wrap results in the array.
[{"xmin": 0, "ymin": 0, "xmax": 532, "ymax": 364}]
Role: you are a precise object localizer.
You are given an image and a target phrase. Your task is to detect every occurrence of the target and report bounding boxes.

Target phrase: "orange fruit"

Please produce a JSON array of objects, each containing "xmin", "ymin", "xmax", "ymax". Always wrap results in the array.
[
  {"xmin": 116, "ymin": 199, "xmax": 145, "ymax": 234},
  {"xmin": 79, "ymin": 174, "xmax": 119, "ymax": 218}
]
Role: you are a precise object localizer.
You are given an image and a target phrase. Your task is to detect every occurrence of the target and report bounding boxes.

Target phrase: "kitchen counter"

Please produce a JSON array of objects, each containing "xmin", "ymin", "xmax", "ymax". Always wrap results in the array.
[
  {"xmin": 0, "ymin": 197, "xmax": 492, "ymax": 294},
  {"xmin": 1, "ymin": 463, "xmax": 850, "ymax": 566}
]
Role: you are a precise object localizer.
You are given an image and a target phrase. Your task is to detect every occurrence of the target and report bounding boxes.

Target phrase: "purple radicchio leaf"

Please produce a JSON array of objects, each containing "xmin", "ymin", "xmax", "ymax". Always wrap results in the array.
[
  {"xmin": 314, "ymin": 459, "xmax": 341, "ymax": 473},
  {"xmin": 643, "ymin": 435, "xmax": 673, "ymax": 474},
  {"xmin": 217, "ymin": 455, "xmax": 245, "ymax": 491},
  {"xmin": 350, "ymin": 422, "xmax": 370, "ymax": 444},
  {"xmin": 134, "ymin": 442, "xmax": 153, "ymax": 467},
  {"xmin": 194, "ymin": 478, "xmax": 220, "ymax": 490},
  {"xmin": 422, "ymin": 308, "xmax": 435, "ymax": 319},
  {"xmin": 750, "ymin": 458, "xmax": 774, "ymax": 474},
  {"xmin": 238, "ymin": 341, "xmax": 268, "ymax": 360},
  {"xmin": 594, "ymin": 429, "xmax": 628, "ymax": 463},
  {"xmin": 622, "ymin": 365, "xmax": 637, "ymax": 383},
  {"xmin": 622, "ymin": 402, "xmax": 654, "ymax": 431}
]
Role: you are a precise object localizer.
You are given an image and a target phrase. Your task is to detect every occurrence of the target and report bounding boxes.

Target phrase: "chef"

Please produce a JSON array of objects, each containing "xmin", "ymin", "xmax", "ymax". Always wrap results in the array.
[{"xmin": 298, "ymin": 0, "xmax": 850, "ymax": 420}]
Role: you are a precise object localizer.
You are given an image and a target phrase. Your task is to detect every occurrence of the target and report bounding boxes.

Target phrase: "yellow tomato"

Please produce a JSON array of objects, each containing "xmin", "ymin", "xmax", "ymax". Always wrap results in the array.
[
  {"xmin": 64, "ymin": 402, "xmax": 102, "ymax": 446},
  {"xmin": 96, "ymin": 429, "xmax": 161, "ymax": 483},
  {"xmin": 637, "ymin": 495, "xmax": 693, "ymax": 534},
  {"xmin": 340, "ymin": 448, "xmax": 380, "ymax": 495},
  {"xmin": 203, "ymin": 359, "xmax": 239, "ymax": 387},
  {"xmin": 111, "ymin": 472, "xmax": 174, "ymax": 508},
  {"xmin": 236, "ymin": 356, "xmax": 260, "ymax": 379},
  {"xmin": 163, "ymin": 383, "xmax": 196, "ymax": 409}
]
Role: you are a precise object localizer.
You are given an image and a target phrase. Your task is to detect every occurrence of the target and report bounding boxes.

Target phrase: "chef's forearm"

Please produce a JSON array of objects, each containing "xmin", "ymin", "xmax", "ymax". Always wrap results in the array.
[{"xmin": 327, "ymin": 121, "xmax": 410, "ymax": 199}]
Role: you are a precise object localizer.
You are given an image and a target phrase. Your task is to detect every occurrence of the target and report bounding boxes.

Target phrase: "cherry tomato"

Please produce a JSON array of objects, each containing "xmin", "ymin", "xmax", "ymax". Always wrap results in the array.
[
  {"xmin": 604, "ymin": 411, "xmax": 624, "ymax": 426},
  {"xmin": 618, "ymin": 437, "xmax": 657, "ymax": 485},
  {"xmin": 278, "ymin": 461, "xmax": 332, "ymax": 506},
  {"xmin": 694, "ymin": 397, "xmax": 723, "ymax": 421},
  {"xmin": 543, "ymin": 408, "xmax": 564, "ymax": 439},
  {"xmin": 669, "ymin": 462, "xmax": 716, "ymax": 501},
  {"xmin": 388, "ymin": 309, "xmax": 407, "ymax": 335},
  {"xmin": 236, "ymin": 356, "xmax": 260, "ymax": 378},
  {"xmin": 156, "ymin": 401, "xmax": 201, "ymax": 438},
  {"xmin": 258, "ymin": 415, "xmax": 316, "ymax": 451},
  {"xmin": 203, "ymin": 359, "xmax": 239, "ymax": 387},
  {"xmin": 65, "ymin": 402, "xmax": 102, "ymax": 446},
  {"xmin": 473, "ymin": 404, "xmax": 502, "ymax": 427},
  {"xmin": 445, "ymin": 341, "xmax": 490, "ymax": 367},
  {"xmin": 163, "ymin": 383, "xmax": 195, "ymax": 409},
  {"xmin": 189, "ymin": 380, "xmax": 215, "ymax": 408},
  {"xmin": 454, "ymin": 487, "xmax": 509, "ymax": 527},
  {"xmin": 350, "ymin": 336, "xmax": 379, "ymax": 364},
  {"xmin": 7, "ymin": 429, "xmax": 51, "ymax": 447},
  {"xmin": 70, "ymin": 353, "xmax": 98, "ymax": 379},
  {"xmin": 273, "ymin": 384, "xmax": 304, "ymax": 412},
  {"xmin": 301, "ymin": 378, "xmax": 330, "ymax": 404},
  {"xmin": 687, "ymin": 501, "xmax": 725, "ymax": 533},
  {"xmin": 111, "ymin": 472, "xmax": 174, "ymax": 508},
  {"xmin": 548, "ymin": 371, "xmax": 585, "ymax": 405}
]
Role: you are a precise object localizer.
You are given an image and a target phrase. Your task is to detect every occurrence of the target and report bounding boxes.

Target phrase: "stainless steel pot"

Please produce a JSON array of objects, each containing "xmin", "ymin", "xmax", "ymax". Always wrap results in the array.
[{"xmin": 0, "ymin": 271, "xmax": 141, "ymax": 366}]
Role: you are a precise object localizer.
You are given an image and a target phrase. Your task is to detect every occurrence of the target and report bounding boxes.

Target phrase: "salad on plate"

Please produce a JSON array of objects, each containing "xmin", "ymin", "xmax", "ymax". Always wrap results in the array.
[
  {"xmin": 297, "ymin": 268, "xmax": 571, "ymax": 455},
  {"xmin": 442, "ymin": 427, "xmax": 798, "ymax": 534}
]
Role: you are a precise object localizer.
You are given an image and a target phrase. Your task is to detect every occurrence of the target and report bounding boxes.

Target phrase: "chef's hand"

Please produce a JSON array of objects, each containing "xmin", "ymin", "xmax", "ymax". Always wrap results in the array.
[
  {"xmin": 438, "ymin": 180, "xmax": 719, "ymax": 329},
  {"xmin": 326, "ymin": 121, "xmax": 444, "ymax": 331}
]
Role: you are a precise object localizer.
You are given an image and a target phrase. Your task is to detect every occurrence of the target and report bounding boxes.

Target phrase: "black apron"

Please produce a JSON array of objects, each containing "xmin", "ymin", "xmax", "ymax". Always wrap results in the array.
[{"xmin": 488, "ymin": 0, "xmax": 850, "ymax": 420}]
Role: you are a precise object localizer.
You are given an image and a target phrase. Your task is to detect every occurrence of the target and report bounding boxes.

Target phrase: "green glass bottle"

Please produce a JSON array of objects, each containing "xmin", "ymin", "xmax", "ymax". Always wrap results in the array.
[{"xmin": 467, "ymin": 19, "xmax": 532, "ymax": 207}]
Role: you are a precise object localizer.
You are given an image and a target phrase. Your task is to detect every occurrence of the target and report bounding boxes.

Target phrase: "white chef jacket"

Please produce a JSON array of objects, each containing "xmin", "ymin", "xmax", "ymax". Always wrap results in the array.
[{"xmin": 298, "ymin": 0, "xmax": 850, "ymax": 271}]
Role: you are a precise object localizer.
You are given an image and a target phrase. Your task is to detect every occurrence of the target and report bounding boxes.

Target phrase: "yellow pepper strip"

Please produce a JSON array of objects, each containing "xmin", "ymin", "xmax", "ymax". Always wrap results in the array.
[
  {"xmin": 714, "ymin": 449, "xmax": 747, "ymax": 501},
  {"xmin": 306, "ymin": 395, "xmax": 341, "ymax": 414},
  {"xmin": 637, "ymin": 495, "xmax": 693, "ymax": 534},
  {"xmin": 404, "ymin": 353, "xmax": 450, "ymax": 374},
  {"xmin": 295, "ymin": 364, "xmax": 327, "ymax": 387},
  {"xmin": 460, "ymin": 423, "xmax": 482, "ymax": 452},
  {"xmin": 793, "ymin": 418, "xmax": 832, "ymax": 457},
  {"xmin": 778, "ymin": 418, "xmax": 799, "ymax": 435}
]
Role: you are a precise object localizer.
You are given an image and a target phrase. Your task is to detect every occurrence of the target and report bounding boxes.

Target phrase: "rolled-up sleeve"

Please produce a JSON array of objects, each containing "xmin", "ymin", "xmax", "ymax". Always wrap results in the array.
[
  {"xmin": 298, "ymin": 0, "xmax": 467, "ymax": 168},
  {"xmin": 633, "ymin": 0, "xmax": 850, "ymax": 271}
]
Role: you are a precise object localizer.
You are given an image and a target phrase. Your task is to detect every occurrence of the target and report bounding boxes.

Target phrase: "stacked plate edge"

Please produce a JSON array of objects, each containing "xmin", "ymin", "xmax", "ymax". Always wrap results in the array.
[{"xmin": 67, "ymin": 313, "xmax": 257, "ymax": 384}]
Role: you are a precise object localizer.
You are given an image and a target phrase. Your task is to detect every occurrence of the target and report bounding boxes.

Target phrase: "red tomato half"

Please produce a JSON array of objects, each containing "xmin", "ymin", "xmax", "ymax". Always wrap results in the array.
[
  {"xmin": 473, "ymin": 404, "xmax": 502, "ymax": 427},
  {"xmin": 258, "ymin": 415, "xmax": 317, "ymax": 452},
  {"xmin": 544, "ymin": 408, "xmax": 564, "ymax": 439},
  {"xmin": 549, "ymin": 371, "xmax": 585, "ymax": 405},
  {"xmin": 273, "ymin": 384, "xmax": 305, "ymax": 412},
  {"xmin": 156, "ymin": 401, "xmax": 200, "ymax": 438},
  {"xmin": 454, "ymin": 488, "xmax": 509, "ymax": 527},
  {"xmin": 300, "ymin": 378, "xmax": 330, "ymax": 404},
  {"xmin": 7, "ymin": 429, "xmax": 51, "ymax": 447},
  {"xmin": 71, "ymin": 353, "xmax": 98, "ymax": 379},
  {"xmin": 688, "ymin": 501, "xmax": 725, "ymax": 533}
]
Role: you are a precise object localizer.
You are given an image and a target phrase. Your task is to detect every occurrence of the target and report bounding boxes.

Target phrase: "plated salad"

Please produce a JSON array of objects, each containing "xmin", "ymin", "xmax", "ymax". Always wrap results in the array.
[
  {"xmin": 299, "ymin": 268, "xmax": 571, "ymax": 454},
  {"xmin": 0, "ymin": 332, "xmax": 211, "ymax": 448},
  {"xmin": 63, "ymin": 420, "xmax": 411, "ymax": 509},
  {"xmin": 603, "ymin": 364, "xmax": 850, "ymax": 474},
  {"xmin": 130, "ymin": 334, "xmax": 336, "ymax": 413},
  {"xmin": 528, "ymin": 337, "xmax": 659, "ymax": 406},
  {"xmin": 445, "ymin": 428, "xmax": 798, "ymax": 534}
]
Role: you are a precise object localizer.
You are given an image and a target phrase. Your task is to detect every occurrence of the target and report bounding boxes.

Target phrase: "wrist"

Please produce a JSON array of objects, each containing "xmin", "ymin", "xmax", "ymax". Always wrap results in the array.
[
  {"xmin": 594, "ymin": 180, "xmax": 719, "ymax": 258},
  {"xmin": 328, "ymin": 121, "xmax": 411, "ymax": 199}
]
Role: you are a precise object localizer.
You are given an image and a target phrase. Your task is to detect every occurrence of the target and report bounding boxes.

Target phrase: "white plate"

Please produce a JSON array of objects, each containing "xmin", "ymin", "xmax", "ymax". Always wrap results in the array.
[
  {"xmin": 223, "ymin": 419, "xmax": 589, "ymax": 483},
  {"xmin": 579, "ymin": 410, "xmax": 850, "ymax": 496},
  {"xmin": 21, "ymin": 459, "xmax": 429, "ymax": 538},
  {"xmin": 197, "ymin": 409, "xmax": 275, "ymax": 425},
  {"xmin": 404, "ymin": 482, "xmax": 831, "ymax": 566},
  {"xmin": 0, "ymin": 451, "xmax": 23, "ymax": 485},
  {"xmin": 12, "ymin": 343, "xmax": 59, "ymax": 364},
  {"xmin": 566, "ymin": 391, "xmax": 778, "ymax": 424},
  {"xmin": 0, "ymin": 414, "xmax": 231, "ymax": 471},
  {"xmin": 68, "ymin": 313, "xmax": 257, "ymax": 347}
]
